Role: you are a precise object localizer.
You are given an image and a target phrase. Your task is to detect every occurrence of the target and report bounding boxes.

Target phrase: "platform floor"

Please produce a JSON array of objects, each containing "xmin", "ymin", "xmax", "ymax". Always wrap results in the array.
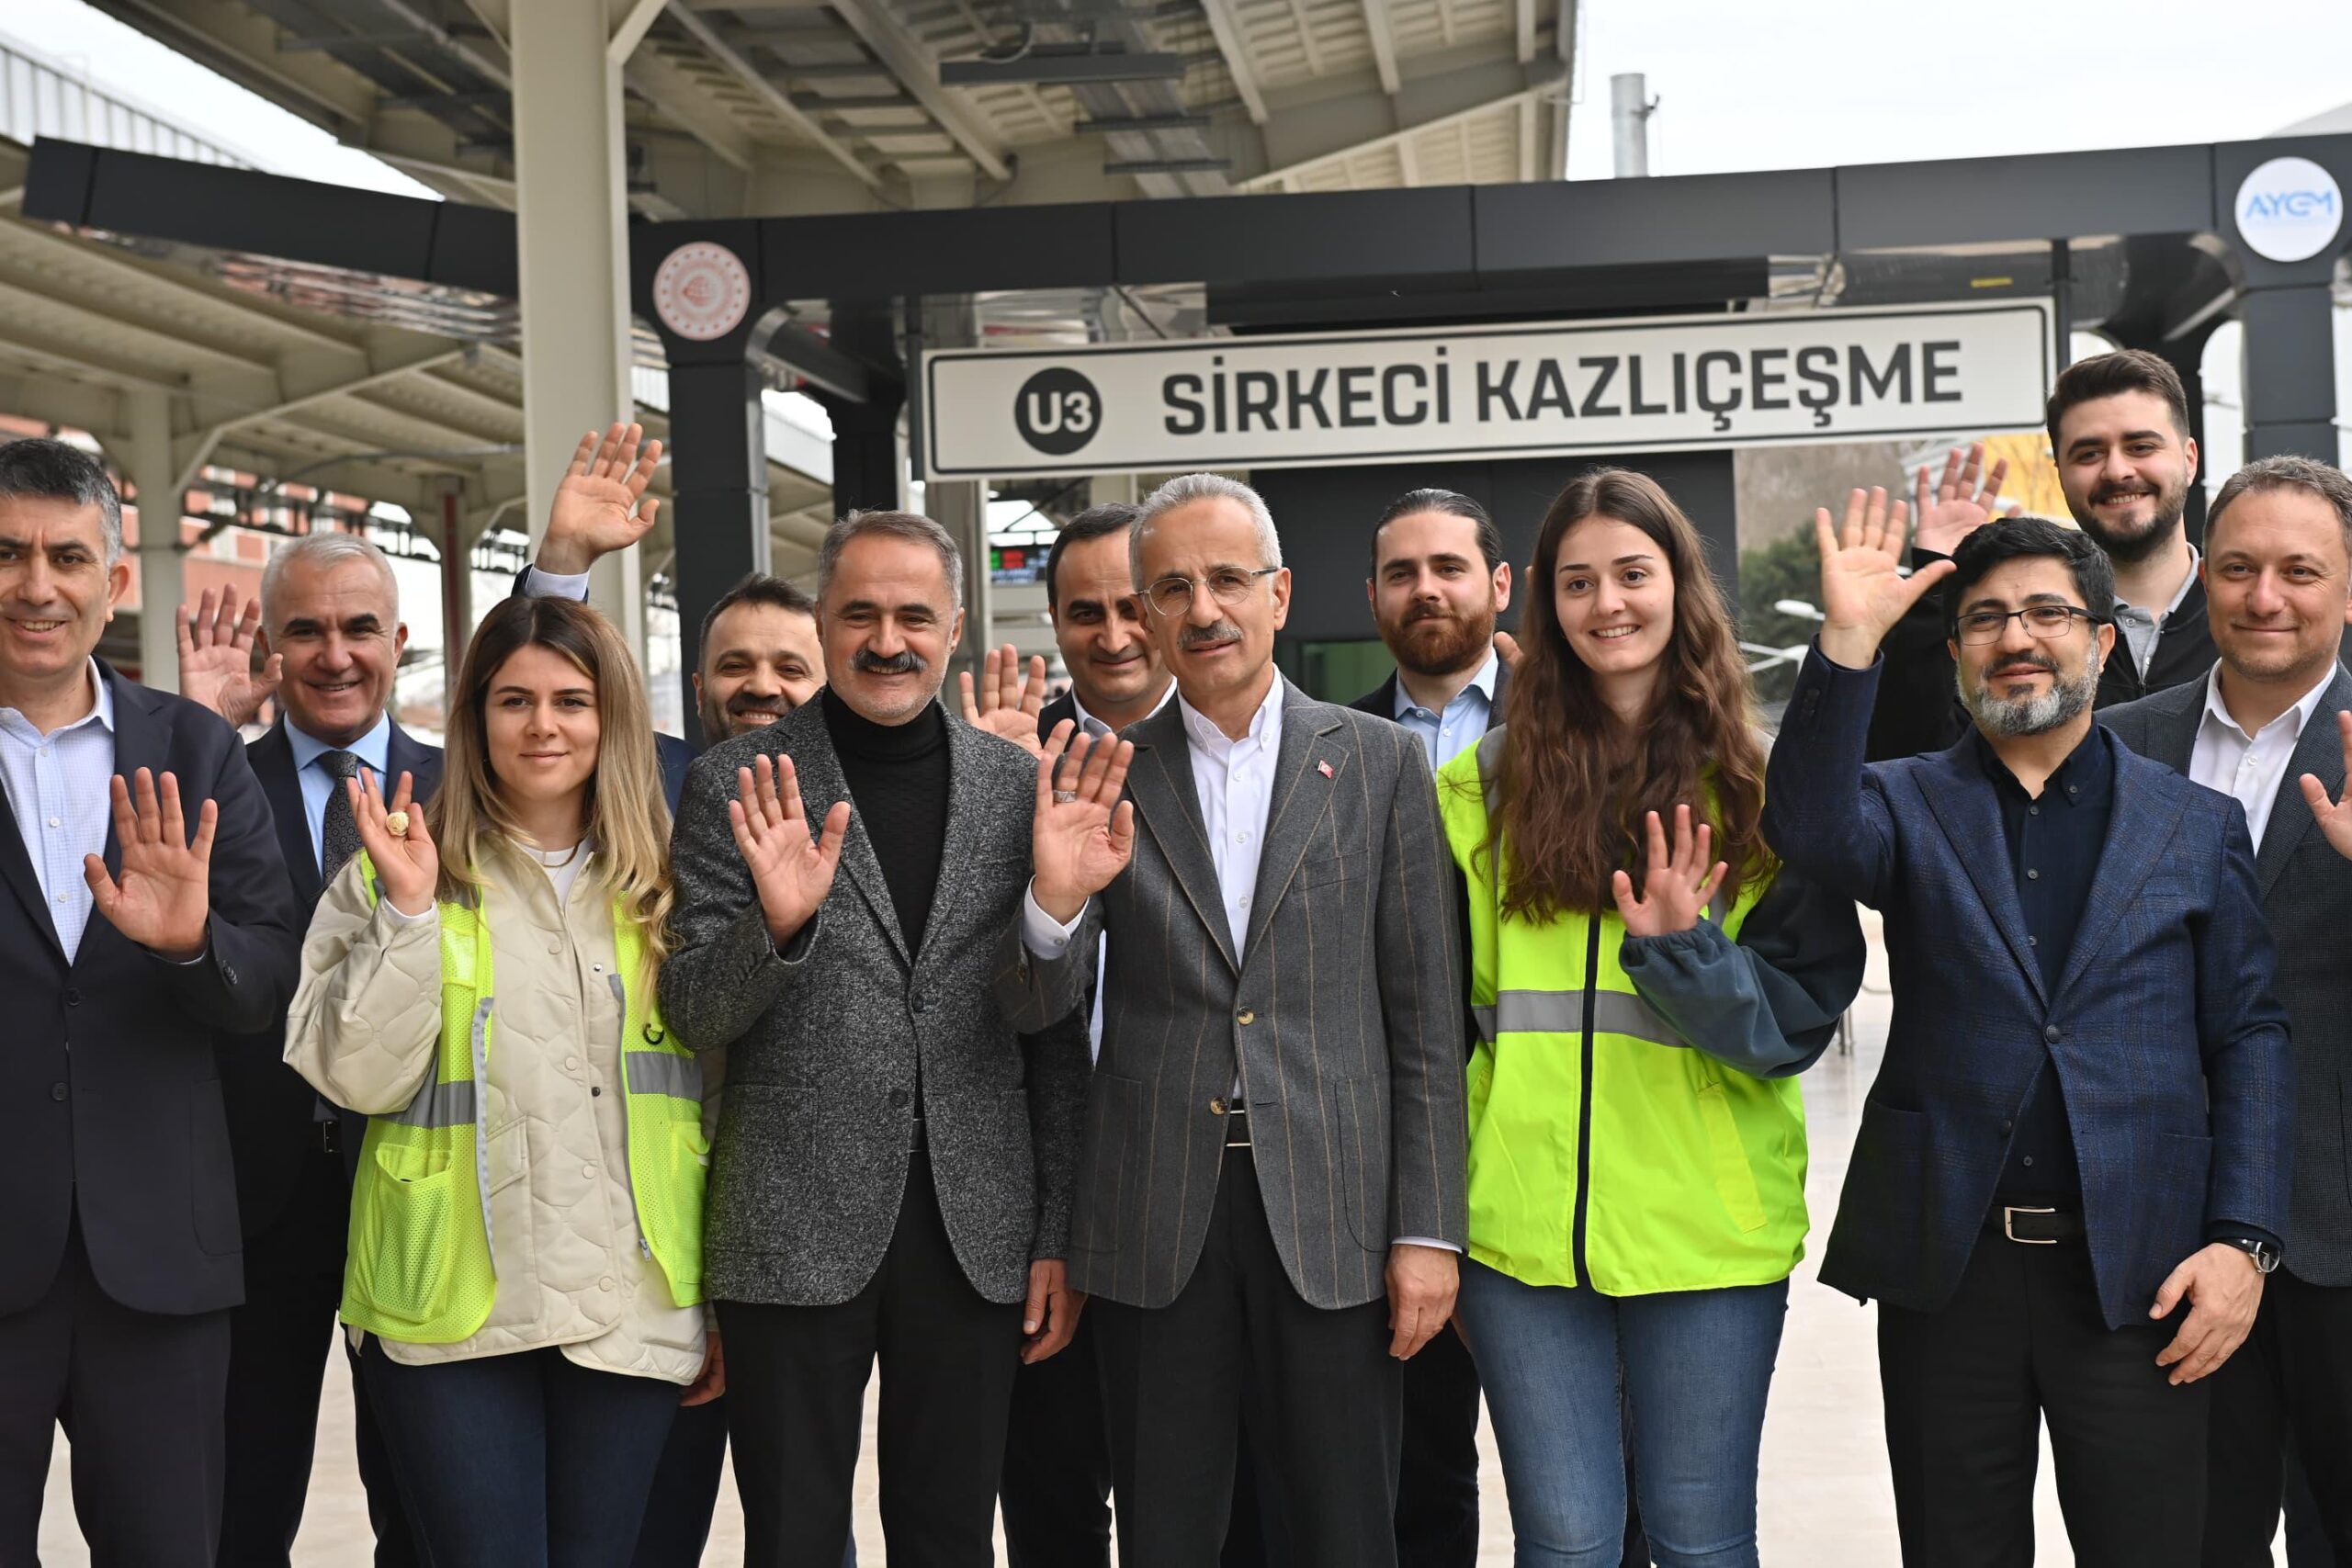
[{"xmin": 40, "ymin": 914, "xmax": 2287, "ymax": 1563}]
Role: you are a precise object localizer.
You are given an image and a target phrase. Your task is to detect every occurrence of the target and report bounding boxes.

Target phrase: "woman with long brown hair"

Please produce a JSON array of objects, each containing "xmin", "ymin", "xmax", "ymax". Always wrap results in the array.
[
  {"xmin": 286, "ymin": 594, "xmax": 713, "ymax": 1568},
  {"xmin": 1436, "ymin": 468, "xmax": 1863, "ymax": 1568}
]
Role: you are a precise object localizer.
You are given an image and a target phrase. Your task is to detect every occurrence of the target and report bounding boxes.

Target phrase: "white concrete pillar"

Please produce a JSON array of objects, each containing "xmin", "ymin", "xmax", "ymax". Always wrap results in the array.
[
  {"xmin": 511, "ymin": 0, "xmax": 642, "ymax": 655},
  {"xmin": 126, "ymin": 388, "xmax": 184, "ymax": 691}
]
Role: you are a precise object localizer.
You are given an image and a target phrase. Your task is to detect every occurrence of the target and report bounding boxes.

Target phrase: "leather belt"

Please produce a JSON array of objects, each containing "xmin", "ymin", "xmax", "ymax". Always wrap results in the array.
[{"xmin": 1993, "ymin": 1205, "xmax": 2084, "ymax": 1245}]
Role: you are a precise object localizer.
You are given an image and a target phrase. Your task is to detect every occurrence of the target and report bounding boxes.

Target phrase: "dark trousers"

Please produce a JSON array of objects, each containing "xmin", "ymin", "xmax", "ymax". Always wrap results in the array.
[
  {"xmin": 630, "ymin": 1396, "xmax": 731, "ymax": 1568},
  {"xmin": 0, "ymin": 1222, "xmax": 232, "ymax": 1567},
  {"xmin": 361, "ymin": 1338, "xmax": 682, "ymax": 1568},
  {"xmin": 1091, "ymin": 1147, "xmax": 1403, "ymax": 1568},
  {"xmin": 1396, "ymin": 1323, "xmax": 1482, "ymax": 1568},
  {"xmin": 218, "ymin": 1142, "xmax": 418, "ymax": 1567},
  {"xmin": 719, "ymin": 1147, "xmax": 1023, "ymax": 1568},
  {"xmin": 1878, "ymin": 1227, "xmax": 2210, "ymax": 1567},
  {"xmin": 2203, "ymin": 1268, "xmax": 2352, "ymax": 1564},
  {"xmin": 1001, "ymin": 1312, "xmax": 1113, "ymax": 1568}
]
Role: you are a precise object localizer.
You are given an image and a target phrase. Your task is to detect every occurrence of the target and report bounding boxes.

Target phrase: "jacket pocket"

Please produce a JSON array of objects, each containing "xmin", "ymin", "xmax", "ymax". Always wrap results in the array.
[
  {"xmin": 352, "ymin": 1143, "xmax": 458, "ymax": 1331},
  {"xmin": 1075, "ymin": 1075, "xmax": 1140, "ymax": 1253},
  {"xmin": 1696, "ymin": 1081, "xmax": 1770, "ymax": 1234},
  {"xmin": 1298, "ymin": 850, "xmax": 1370, "ymax": 892}
]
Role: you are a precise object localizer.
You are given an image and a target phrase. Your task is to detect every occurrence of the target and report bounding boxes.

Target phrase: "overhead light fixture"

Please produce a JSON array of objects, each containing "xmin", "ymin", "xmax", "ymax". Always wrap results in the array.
[
  {"xmin": 941, "ymin": 51, "xmax": 1189, "ymax": 85},
  {"xmin": 1077, "ymin": 112, "xmax": 1212, "ymax": 134},
  {"xmin": 1104, "ymin": 156, "xmax": 1230, "ymax": 175}
]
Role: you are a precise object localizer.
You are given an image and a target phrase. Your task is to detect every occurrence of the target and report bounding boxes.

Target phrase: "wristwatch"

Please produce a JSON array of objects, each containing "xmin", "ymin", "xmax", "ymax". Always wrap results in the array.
[{"xmin": 2220, "ymin": 1236, "xmax": 2282, "ymax": 1274}]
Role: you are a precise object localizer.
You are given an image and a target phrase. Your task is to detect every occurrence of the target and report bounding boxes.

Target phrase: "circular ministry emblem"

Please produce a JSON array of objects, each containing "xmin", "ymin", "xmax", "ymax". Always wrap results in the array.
[
  {"xmin": 1013, "ymin": 367, "xmax": 1102, "ymax": 457},
  {"xmin": 2234, "ymin": 156, "xmax": 2344, "ymax": 265},
  {"xmin": 651, "ymin": 242, "xmax": 752, "ymax": 341}
]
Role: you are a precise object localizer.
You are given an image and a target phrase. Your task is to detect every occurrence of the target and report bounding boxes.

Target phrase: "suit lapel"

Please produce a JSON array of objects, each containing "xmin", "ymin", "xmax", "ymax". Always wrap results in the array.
[
  {"xmin": 2052, "ymin": 740, "xmax": 2189, "ymax": 1005},
  {"xmin": 99, "ymin": 664, "xmax": 172, "ymax": 886},
  {"xmin": 1914, "ymin": 737, "xmax": 2047, "ymax": 1006},
  {"xmin": 1242, "ymin": 683, "xmax": 1349, "ymax": 961},
  {"xmin": 1486, "ymin": 660, "xmax": 1510, "ymax": 731},
  {"xmin": 1125, "ymin": 700, "xmax": 1238, "ymax": 974},
  {"xmin": 914, "ymin": 718, "xmax": 993, "ymax": 966},
  {"xmin": 2252, "ymin": 667, "xmax": 2352, "ymax": 896},
  {"xmin": 249, "ymin": 724, "xmax": 319, "ymax": 904},
  {"xmin": 781, "ymin": 705, "xmax": 910, "ymax": 964}
]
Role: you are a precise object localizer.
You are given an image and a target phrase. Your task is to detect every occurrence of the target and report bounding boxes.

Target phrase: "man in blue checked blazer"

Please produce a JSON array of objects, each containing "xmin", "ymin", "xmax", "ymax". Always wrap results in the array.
[{"xmin": 1765, "ymin": 493, "xmax": 2291, "ymax": 1568}]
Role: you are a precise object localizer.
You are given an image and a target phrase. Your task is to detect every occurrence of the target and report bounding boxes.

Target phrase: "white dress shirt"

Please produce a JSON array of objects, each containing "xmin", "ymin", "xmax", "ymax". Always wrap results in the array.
[
  {"xmin": 2188, "ymin": 662, "xmax": 2337, "ymax": 851},
  {"xmin": 1391, "ymin": 649, "xmax": 1498, "ymax": 772},
  {"xmin": 0, "ymin": 659, "xmax": 116, "ymax": 960},
  {"xmin": 288, "ymin": 712, "xmax": 392, "ymax": 874},
  {"xmin": 1069, "ymin": 682, "xmax": 1177, "ymax": 1062}
]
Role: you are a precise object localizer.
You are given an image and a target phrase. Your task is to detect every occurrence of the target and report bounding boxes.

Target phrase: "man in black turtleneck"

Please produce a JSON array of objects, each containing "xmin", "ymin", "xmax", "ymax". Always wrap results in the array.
[{"xmin": 661, "ymin": 509, "xmax": 1092, "ymax": 1568}]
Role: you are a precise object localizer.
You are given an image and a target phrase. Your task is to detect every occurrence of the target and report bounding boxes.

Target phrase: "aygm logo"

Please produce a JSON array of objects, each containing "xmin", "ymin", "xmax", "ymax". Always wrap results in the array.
[
  {"xmin": 1015, "ymin": 367, "xmax": 1102, "ymax": 456},
  {"xmin": 2235, "ymin": 155, "xmax": 2344, "ymax": 265}
]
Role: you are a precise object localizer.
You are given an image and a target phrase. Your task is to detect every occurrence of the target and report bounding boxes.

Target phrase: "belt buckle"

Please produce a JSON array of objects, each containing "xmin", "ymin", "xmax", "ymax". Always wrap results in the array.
[
  {"xmin": 2003, "ymin": 1205, "xmax": 2058, "ymax": 1245},
  {"xmin": 319, "ymin": 1119, "xmax": 342, "ymax": 1157},
  {"xmin": 1224, "ymin": 1103, "xmax": 1250, "ymax": 1149}
]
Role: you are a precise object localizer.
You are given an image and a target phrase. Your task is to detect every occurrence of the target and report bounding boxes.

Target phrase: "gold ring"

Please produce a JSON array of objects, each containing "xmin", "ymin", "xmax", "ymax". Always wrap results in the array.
[
  {"xmin": 384, "ymin": 810, "xmax": 411, "ymax": 838},
  {"xmin": 1053, "ymin": 790, "xmax": 1079, "ymax": 805}
]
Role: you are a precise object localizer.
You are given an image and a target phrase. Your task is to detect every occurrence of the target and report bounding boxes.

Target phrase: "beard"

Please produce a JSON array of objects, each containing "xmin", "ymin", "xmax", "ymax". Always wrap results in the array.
[
  {"xmin": 1389, "ymin": 604, "xmax": 1496, "ymax": 678},
  {"xmin": 2074, "ymin": 470, "xmax": 2191, "ymax": 565},
  {"xmin": 1960, "ymin": 647, "xmax": 2102, "ymax": 738}
]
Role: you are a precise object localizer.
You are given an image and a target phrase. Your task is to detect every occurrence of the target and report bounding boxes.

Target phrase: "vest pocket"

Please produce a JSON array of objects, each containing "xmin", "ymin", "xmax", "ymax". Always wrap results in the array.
[
  {"xmin": 354, "ymin": 1144, "xmax": 458, "ymax": 1330},
  {"xmin": 1696, "ymin": 1082, "xmax": 1770, "ymax": 1234}
]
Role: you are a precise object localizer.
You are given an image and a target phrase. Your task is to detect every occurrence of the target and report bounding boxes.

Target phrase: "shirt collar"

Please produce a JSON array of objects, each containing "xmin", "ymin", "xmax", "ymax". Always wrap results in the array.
[
  {"xmin": 1391, "ymin": 648, "xmax": 1501, "ymax": 721},
  {"xmin": 1973, "ymin": 722, "xmax": 2112, "ymax": 807},
  {"xmin": 2199, "ymin": 659, "xmax": 2338, "ymax": 745},
  {"xmin": 1071, "ymin": 678, "xmax": 1176, "ymax": 738},
  {"xmin": 1179, "ymin": 671, "xmax": 1284, "ymax": 752},
  {"xmin": 288, "ymin": 712, "xmax": 392, "ymax": 777},
  {"xmin": 0, "ymin": 658, "xmax": 115, "ymax": 739}
]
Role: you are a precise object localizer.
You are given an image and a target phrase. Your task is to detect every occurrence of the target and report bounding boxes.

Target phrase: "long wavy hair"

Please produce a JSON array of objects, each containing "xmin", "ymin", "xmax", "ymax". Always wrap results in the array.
[
  {"xmin": 1487, "ymin": 468, "xmax": 1771, "ymax": 921},
  {"xmin": 429, "ymin": 595, "xmax": 675, "ymax": 973}
]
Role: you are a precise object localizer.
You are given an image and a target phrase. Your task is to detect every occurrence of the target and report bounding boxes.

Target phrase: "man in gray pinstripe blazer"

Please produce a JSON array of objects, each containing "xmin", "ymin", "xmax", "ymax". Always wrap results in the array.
[{"xmin": 1023, "ymin": 472, "xmax": 1471, "ymax": 1568}]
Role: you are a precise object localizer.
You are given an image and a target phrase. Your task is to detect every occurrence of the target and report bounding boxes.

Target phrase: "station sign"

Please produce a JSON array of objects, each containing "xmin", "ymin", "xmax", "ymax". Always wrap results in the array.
[{"xmin": 921, "ymin": 299, "xmax": 2053, "ymax": 479}]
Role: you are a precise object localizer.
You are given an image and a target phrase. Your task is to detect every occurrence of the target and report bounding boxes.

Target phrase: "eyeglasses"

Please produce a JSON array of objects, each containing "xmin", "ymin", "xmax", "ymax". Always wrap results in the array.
[
  {"xmin": 1143, "ymin": 567, "xmax": 1280, "ymax": 617},
  {"xmin": 1953, "ymin": 605, "xmax": 2105, "ymax": 644}
]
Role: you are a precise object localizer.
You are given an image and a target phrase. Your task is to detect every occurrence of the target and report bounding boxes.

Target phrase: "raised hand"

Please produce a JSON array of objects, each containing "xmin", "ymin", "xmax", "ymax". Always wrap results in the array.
[
  {"xmin": 1814, "ymin": 487, "xmax": 1955, "ymax": 671},
  {"xmin": 84, "ymin": 769, "xmax": 218, "ymax": 960},
  {"xmin": 958, "ymin": 643, "xmax": 1050, "ymax": 758},
  {"xmin": 350, "ymin": 768, "xmax": 438, "ymax": 917},
  {"xmin": 538, "ymin": 421, "xmax": 664, "ymax": 575},
  {"xmin": 1912, "ymin": 441, "xmax": 2024, "ymax": 556},
  {"xmin": 177, "ymin": 585, "xmax": 282, "ymax": 728},
  {"xmin": 2297, "ymin": 710, "xmax": 2352, "ymax": 861},
  {"xmin": 730, "ymin": 753, "xmax": 850, "ymax": 946},
  {"xmin": 1611, "ymin": 806, "xmax": 1729, "ymax": 938},
  {"xmin": 1030, "ymin": 722, "xmax": 1136, "ymax": 923},
  {"xmin": 1492, "ymin": 630, "xmax": 1523, "ymax": 671}
]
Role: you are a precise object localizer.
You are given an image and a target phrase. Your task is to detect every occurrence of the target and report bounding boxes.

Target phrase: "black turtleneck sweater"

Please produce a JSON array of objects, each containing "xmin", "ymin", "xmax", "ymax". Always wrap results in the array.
[{"xmin": 821, "ymin": 686, "xmax": 950, "ymax": 950}]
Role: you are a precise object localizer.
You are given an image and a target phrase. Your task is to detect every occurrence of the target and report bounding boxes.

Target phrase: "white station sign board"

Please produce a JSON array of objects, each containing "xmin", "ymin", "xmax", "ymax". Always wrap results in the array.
[{"xmin": 922, "ymin": 299, "xmax": 2054, "ymax": 480}]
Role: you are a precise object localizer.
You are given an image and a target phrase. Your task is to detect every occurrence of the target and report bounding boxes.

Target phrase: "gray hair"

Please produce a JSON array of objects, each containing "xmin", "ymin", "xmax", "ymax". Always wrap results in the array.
[
  {"xmin": 0, "ymin": 437, "xmax": 125, "ymax": 562},
  {"xmin": 261, "ymin": 531, "xmax": 401, "ymax": 632},
  {"xmin": 817, "ymin": 509, "xmax": 964, "ymax": 608},
  {"xmin": 1131, "ymin": 472, "xmax": 1283, "ymax": 586}
]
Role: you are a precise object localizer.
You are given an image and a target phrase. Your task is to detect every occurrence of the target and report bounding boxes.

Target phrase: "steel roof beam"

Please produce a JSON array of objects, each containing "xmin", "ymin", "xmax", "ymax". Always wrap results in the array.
[
  {"xmin": 663, "ymin": 1, "xmax": 885, "ymax": 189},
  {"xmin": 1193, "ymin": 0, "xmax": 1268, "ymax": 123},
  {"xmin": 822, "ymin": 0, "xmax": 1012, "ymax": 180},
  {"xmin": 1362, "ymin": 0, "xmax": 1402, "ymax": 94}
]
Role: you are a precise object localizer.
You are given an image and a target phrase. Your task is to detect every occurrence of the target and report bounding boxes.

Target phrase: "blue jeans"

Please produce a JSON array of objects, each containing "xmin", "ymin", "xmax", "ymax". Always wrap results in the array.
[
  {"xmin": 1455, "ymin": 1262, "xmax": 1787, "ymax": 1568},
  {"xmin": 362, "ymin": 1340, "xmax": 683, "ymax": 1568}
]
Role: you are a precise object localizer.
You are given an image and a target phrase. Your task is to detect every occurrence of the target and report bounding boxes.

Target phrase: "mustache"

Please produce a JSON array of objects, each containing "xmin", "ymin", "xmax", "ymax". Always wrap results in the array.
[
  {"xmin": 852, "ymin": 649, "xmax": 927, "ymax": 675},
  {"xmin": 1403, "ymin": 604, "xmax": 1461, "ymax": 626},
  {"xmin": 1181, "ymin": 620, "xmax": 1244, "ymax": 650},
  {"xmin": 727, "ymin": 696, "xmax": 788, "ymax": 718},
  {"xmin": 1985, "ymin": 650, "xmax": 2060, "ymax": 677},
  {"xmin": 2090, "ymin": 483, "xmax": 2158, "ymax": 504}
]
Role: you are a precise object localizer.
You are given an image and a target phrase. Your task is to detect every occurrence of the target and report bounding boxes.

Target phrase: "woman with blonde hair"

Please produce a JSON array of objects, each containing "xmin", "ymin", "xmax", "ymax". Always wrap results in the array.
[
  {"xmin": 287, "ymin": 593, "xmax": 714, "ymax": 1568},
  {"xmin": 1439, "ymin": 468, "xmax": 1865, "ymax": 1568}
]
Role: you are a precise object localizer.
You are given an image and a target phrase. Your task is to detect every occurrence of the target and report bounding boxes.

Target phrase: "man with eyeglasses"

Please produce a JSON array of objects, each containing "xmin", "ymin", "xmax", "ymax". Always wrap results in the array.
[
  {"xmin": 1018, "ymin": 471, "xmax": 1467, "ymax": 1568},
  {"xmin": 1764, "ymin": 498, "xmax": 2290, "ymax": 1566}
]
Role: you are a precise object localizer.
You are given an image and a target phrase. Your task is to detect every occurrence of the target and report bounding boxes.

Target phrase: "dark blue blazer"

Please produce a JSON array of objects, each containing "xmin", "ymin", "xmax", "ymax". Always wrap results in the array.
[
  {"xmin": 1765, "ymin": 649, "xmax": 2292, "ymax": 1329},
  {"xmin": 0, "ymin": 663, "xmax": 300, "ymax": 1317},
  {"xmin": 220, "ymin": 718, "xmax": 443, "ymax": 1235}
]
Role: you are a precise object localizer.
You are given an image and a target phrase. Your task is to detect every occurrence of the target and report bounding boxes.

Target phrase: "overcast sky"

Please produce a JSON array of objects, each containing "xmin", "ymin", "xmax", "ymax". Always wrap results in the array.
[{"xmin": 8, "ymin": 0, "xmax": 2352, "ymax": 196}]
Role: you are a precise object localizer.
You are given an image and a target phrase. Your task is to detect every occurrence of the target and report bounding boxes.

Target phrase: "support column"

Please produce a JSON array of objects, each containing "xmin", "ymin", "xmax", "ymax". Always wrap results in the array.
[
  {"xmin": 125, "ymin": 388, "xmax": 184, "ymax": 691},
  {"xmin": 431, "ymin": 476, "xmax": 472, "ymax": 711},
  {"xmin": 910, "ymin": 297, "xmax": 989, "ymax": 663},
  {"xmin": 511, "ymin": 0, "xmax": 641, "ymax": 654},
  {"xmin": 2240, "ymin": 284, "xmax": 2338, "ymax": 462},
  {"xmin": 668, "ymin": 356, "xmax": 770, "ymax": 743}
]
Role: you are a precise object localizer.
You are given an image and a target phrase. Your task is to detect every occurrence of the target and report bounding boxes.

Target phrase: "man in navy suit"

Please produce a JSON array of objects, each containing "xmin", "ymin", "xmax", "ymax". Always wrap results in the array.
[
  {"xmin": 0, "ymin": 438, "xmax": 301, "ymax": 1565},
  {"xmin": 1766, "ymin": 492, "xmax": 2292, "ymax": 1567}
]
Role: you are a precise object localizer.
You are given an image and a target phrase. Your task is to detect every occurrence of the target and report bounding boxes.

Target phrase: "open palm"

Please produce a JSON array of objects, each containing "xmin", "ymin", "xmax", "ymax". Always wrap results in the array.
[
  {"xmin": 1912, "ymin": 441, "xmax": 2024, "ymax": 556},
  {"xmin": 177, "ymin": 586, "xmax": 282, "ymax": 728},
  {"xmin": 1814, "ymin": 487, "xmax": 1953, "ymax": 669},
  {"xmin": 731, "ymin": 753, "xmax": 850, "ymax": 945},
  {"xmin": 85, "ymin": 769, "xmax": 216, "ymax": 960},
  {"xmin": 544, "ymin": 422, "xmax": 664, "ymax": 569},
  {"xmin": 1031, "ymin": 724, "xmax": 1136, "ymax": 920},
  {"xmin": 2298, "ymin": 710, "xmax": 2352, "ymax": 862}
]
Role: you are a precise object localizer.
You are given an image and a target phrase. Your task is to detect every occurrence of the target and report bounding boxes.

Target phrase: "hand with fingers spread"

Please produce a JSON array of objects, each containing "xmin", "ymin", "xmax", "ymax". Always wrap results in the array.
[
  {"xmin": 730, "ymin": 753, "xmax": 851, "ymax": 947},
  {"xmin": 959, "ymin": 643, "xmax": 1051, "ymax": 758},
  {"xmin": 2151, "ymin": 1242, "xmax": 2266, "ymax": 1385},
  {"xmin": 1912, "ymin": 441, "xmax": 2025, "ymax": 557},
  {"xmin": 1030, "ymin": 721, "xmax": 1136, "ymax": 924},
  {"xmin": 538, "ymin": 421, "xmax": 665, "ymax": 576},
  {"xmin": 177, "ymin": 585, "xmax": 282, "ymax": 728},
  {"xmin": 2297, "ymin": 710, "xmax": 2352, "ymax": 861},
  {"xmin": 84, "ymin": 769, "xmax": 220, "ymax": 961},
  {"xmin": 350, "ymin": 768, "xmax": 438, "ymax": 917},
  {"xmin": 1814, "ymin": 487, "xmax": 1956, "ymax": 671},
  {"xmin": 1611, "ymin": 806, "xmax": 1730, "ymax": 938}
]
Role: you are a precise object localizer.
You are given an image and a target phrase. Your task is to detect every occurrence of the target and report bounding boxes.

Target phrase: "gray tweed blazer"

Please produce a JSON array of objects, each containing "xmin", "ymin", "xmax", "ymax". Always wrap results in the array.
[
  {"xmin": 2104, "ymin": 662, "xmax": 2352, "ymax": 1287},
  {"xmin": 1032, "ymin": 678, "xmax": 1470, "ymax": 1312},
  {"xmin": 658, "ymin": 699, "xmax": 1090, "ymax": 1308}
]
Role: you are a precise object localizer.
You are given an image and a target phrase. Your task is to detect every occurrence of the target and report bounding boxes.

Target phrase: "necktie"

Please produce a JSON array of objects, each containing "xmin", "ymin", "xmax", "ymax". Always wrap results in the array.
[{"xmin": 319, "ymin": 749, "xmax": 364, "ymax": 884}]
